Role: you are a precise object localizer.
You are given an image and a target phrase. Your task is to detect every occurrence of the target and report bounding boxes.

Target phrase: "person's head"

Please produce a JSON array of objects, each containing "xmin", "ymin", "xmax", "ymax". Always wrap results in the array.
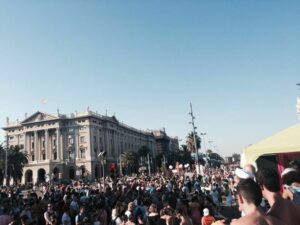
[
  {"xmin": 149, "ymin": 203, "xmax": 157, "ymax": 213},
  {"xmin": 256, "ymin": 168, "xmax": 280, "ymax": 194},
  {"xmin": 244, "ymin": 164, "xmax": 256, "ymax": 175},
  {"xmin": 288, "ymin": 160, "xmax": 300, "ymax": 171},
  {"xmin": 175, "ymin": 208, "xmax": 184, "ymax": 219},
  {"xmin": 236, "ymin": 179, "xmax": 262, "ymax": 213},
  {"xmin": 234, "ymin": 168, "xmax": 253, "ymax": 187},
  {"xmin": 80, "ymin": 205, "xmax": 86, "ymax": 214},
  {"xmin": 203, "ymin": 208, "xmax": 210, "ymax": 217},
  {"xmin": 160, "ymin": 207, "xmax": 173, "ymax": 217},
  {"xmin": 127, "ymin": 202, "xmax": 134, "ymax": 211},
  {"xmin": 282, "ymin": 169, "xmax": 300, "ymax": 185},
  {"xmin": 47, "ymin": 203, "xmax": 54, "ymax": 212},
  {"xmin": 20, "ymin": 215, "xmax": 29, "ymax": 225}
]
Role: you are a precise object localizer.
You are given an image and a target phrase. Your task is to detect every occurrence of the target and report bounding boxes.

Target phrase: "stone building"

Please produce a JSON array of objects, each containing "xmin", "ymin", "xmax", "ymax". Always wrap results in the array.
[
  {"xmin": 2, "ymin": 109, "xmax": 160, "ymax": 184},
  {"xmin": 151, "ymin": 129, "xmax": 179, "ymax": 165}
]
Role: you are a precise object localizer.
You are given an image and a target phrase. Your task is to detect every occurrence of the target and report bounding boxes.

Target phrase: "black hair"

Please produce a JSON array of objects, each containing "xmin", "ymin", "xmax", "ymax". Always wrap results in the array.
[
  {"xmin": 289, "ymin": 160, "xmax": 300, "ymax": 171},
  {"xmin": 282, "ymin": 170, "xmax": 300, "ymax": 185},
  {"xmin": 255, "ymin": 168, "xmax": 280, "ymax": 192},
  {"xmin": 237, "ymin": 178, "xmax": 262, "ymax": 206}
]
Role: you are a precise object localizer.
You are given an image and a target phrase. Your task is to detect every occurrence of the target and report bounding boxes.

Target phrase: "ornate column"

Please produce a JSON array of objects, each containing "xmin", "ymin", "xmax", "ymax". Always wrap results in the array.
[
  {"xmin": 105, "ymin": 129, "xmax": 110, "ymax": 156},
  {"xmin": 24, "ymin": 132, "xmax": 28, "ymax": 153},
  {"xmin": 45, "ymin": 129, "xmax": 49, "ymax": 160},
  {"xmin": 75, "ymin": 128, "xmax": 79, "ymax": 159},
  {"xmin": 89, "ymin": 126, "xmax": 93, "ymax": 159},
  {"xmin": 34, "ymin": 131, "xmax": 38, "ymax": 162},
  {"xmin": 56, "ymin": 128, "xmax": 61, "ymax": 160}
]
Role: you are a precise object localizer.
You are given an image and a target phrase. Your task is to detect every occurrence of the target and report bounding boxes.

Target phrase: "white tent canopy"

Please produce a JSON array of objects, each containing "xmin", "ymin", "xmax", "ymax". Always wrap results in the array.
[{"xmin": 242, "ymin": 124, "xmax": 300, "ymax": 166}]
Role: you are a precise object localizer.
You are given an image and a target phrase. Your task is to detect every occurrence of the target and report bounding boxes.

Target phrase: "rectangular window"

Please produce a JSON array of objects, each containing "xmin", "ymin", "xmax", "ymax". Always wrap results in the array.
[
  {"xmin": 32, "ymin": 142, "xmax": 34, "ymax": 149},
  {"xmin": 53, "ymin": 152, "xmax": 57, "ymax": 160},
  {"xmin": 42, "ymin": 140, "xmax": 45, "ymax": 148},
  {"xmin": 80, "ymin": 149, "xmax": 85, "ymax": 158},
  {"xmin": 68, "ymin": 137, "xmax": 74, "ymax": 144}
]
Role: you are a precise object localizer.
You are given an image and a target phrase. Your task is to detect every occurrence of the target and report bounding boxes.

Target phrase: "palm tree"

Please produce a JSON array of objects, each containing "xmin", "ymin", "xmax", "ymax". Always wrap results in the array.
[
  {"xmin": 138, "ymin": 145, "xmax": 150, "ymax": 157},
  {"xmin": 120, "ymin": 151, "xmax": 137, "ymax": 174},
  {"xmin": 206, "ymin": 150, "xmax": 224, "ymax": 167},
  {"xmin": 6, "ymin": 146, "xmax": 28, "ymax": 185},
  {"xmin": 186, "ymin": 132, "xmax": 201, "ymax": 153},
  {"xmin": 175, "ymin": 145, "xmax": 193, "ymax": 165},
  {"xmin": 138, "ymin": 145, "xmax": 151, "ymax": 165}
]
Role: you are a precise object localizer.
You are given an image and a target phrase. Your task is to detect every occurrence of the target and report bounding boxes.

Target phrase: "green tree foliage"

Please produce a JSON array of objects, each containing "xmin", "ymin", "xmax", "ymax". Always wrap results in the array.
[
  {"xmin": 186, "ymin": 132, "xmax": 201, "ymax": 153},
  {"xmin": 206, "ymin": 150, "xmax": 224, "ymax": 167},
  {"xmin": 120, "ymin": 151, "xmax": 138, "ymax": 174},
  {"xmin": 0, "ymin": 144, "xmax": 5, "ymax": 170},
  {"xmin": 0, "ymin": 144, "xmax": 5, "ymax": 184},
  {"xmin": 5, "ymin": 145, "xmax": 28, "ymax": 185},
  {"xmin": 138, "ymin": 145, "xmax": 151, "ymax": 157}
]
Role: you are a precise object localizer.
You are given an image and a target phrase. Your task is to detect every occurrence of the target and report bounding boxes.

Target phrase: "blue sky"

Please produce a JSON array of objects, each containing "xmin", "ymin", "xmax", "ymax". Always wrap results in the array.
[{"xmin": 0, "ymin": 1, "xmax": 299, "ymax": 156}]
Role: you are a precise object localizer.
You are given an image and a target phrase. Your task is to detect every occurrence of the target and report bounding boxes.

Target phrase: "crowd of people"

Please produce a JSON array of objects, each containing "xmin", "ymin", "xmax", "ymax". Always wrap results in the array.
[{"xmin": 0, "ymin": 161, "xmax": 300, "ymax": 225}]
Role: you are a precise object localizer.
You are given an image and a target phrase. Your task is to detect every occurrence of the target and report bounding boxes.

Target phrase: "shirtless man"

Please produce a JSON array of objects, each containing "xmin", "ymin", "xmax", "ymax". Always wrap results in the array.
[
  {"xmin": 256, "ymin": 168, "xmax": 300, "ymax": 225},
  {"xmin": 231, "ymin": 179, "xmax": 283, "ymax": 225}
]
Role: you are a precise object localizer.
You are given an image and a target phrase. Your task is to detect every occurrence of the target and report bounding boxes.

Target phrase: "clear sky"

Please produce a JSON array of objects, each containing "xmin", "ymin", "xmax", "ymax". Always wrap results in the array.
[{"xmin": 1, "ymin": 0, "xmax": 299, "ymax": 156}]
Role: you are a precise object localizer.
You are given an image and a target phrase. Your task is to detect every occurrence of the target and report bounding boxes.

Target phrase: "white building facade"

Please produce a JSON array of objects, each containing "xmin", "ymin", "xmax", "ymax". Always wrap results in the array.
[{"xmin": 3, "ymin": 110, "xmax": 157, "ymax": 184}]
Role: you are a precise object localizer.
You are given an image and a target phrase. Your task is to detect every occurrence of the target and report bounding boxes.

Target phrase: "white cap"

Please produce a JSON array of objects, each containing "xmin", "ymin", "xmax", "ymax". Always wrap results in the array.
[
  {"xmin": 281, "ymin": 168, "xmax": 297, "ymax": 177},
  {"xmin": 203, "ymin": 208, "xmax": 209, "ymax": 216},
  {"xmin": 235, "ymin": 168, "xmax": 254, "ymax": 180}
]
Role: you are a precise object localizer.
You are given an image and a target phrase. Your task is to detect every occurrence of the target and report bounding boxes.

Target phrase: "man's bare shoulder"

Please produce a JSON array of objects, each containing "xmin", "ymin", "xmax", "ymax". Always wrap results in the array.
[
  {"xmin": 265, "ymin": 215, "xmax": 285, "ymax": 225},
  {"xmin": 230, "ymin": 214, "xmax": 268, "ymax": 225}
]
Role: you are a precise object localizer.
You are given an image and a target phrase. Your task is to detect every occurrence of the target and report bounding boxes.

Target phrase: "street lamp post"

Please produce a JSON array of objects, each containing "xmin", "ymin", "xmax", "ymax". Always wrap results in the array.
[
  {"xmin": 119, "ymin": 155, "xmax": 123, "ymax": 176},
  {"xmin": 147, "ymin": 153, "xmax": 151, "ymax": 176},
  {"xmin": 189, "ymin": 103, "xmax": 200, "ymax": 176},
  {"xmin": 97, "ymin": 151, "xmax": 106, "ymax": 182},
  {"xmin": 200, "ymin": 133, "xmax": 207, "ymax": 152},
  {"xmin": 200, "ymin": 133, "xmax": 207, "ymax": 165}
]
